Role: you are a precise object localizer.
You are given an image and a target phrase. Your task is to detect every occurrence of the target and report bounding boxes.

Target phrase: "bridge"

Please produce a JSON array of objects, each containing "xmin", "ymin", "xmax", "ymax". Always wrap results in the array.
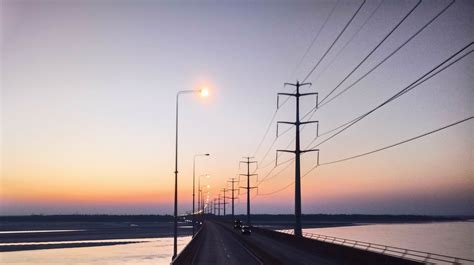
[{"xmin": 171, "ymin": 220, "xmax": 474, "ymax": 265}]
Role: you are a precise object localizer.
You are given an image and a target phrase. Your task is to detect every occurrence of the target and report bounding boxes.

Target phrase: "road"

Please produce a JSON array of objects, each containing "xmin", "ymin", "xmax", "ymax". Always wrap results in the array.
[
  {"xmin": 238, "ymin": 226, "xmax": 337, "ymax": 265},
  {"xmin": 175, "ymin": 220, "xmax": 421, "ymax": 265},
  {"xmin": 192, "ymin": 221, "xmax": 262, "ymax": 265}
]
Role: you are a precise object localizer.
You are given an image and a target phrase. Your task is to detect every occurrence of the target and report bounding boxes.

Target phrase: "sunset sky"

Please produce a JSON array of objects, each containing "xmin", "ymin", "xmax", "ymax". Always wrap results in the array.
[{"xmin": 1, "ymin": 0, "xmax": 473, "ymax": 216}]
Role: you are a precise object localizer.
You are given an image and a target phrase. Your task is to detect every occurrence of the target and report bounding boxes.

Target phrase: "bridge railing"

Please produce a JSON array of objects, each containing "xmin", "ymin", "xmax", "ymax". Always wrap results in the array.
[{"xmin": 277, "ymin": 229, "xmax": 474, "ymax": 265}]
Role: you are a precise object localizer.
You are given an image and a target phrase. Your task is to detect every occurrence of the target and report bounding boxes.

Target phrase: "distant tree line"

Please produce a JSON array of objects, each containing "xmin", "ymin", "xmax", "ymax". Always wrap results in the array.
[
  {"xmin": 234, "ymin": 214, "xmax": 466, "ymax": 223},
  {"xmin": 0, "ymin": 214, "xmax": 467, "ymax": 223},
  {"xmin": 0, "ymin": 214, "xmax": 174, "ymax": 222}
]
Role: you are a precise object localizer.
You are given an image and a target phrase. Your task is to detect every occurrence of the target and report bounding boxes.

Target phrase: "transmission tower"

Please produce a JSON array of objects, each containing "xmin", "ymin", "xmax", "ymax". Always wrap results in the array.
[
  {"xmin": 239, "ymin": 157, "xmax": 258, "ymax": 225},
  {"xmin": 276, "ymin": 81, "xmax": 320, "ymax": 237},
  {"xmin": 227, "ymin": 178, "xmax": 239, "ymax": 217}
]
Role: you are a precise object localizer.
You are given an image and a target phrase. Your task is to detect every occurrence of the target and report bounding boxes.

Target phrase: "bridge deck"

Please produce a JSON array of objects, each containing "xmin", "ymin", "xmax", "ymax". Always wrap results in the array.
[{"xmin": 173, "ymin": 220, "xmax": 420, "ymax": 265}]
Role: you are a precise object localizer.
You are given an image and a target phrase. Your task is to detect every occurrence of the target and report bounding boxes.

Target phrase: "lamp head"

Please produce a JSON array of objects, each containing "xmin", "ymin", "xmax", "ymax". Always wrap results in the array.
[{"xmin": 200, "ymin": 88, "xmax": 209, "ymax": 97}]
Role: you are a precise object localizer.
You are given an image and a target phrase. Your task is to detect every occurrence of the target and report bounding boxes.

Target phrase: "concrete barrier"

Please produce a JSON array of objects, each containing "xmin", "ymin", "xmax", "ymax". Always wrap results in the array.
[{"xmin": 171, "ymin": 224, "xmax": 205, "ymax": 265}]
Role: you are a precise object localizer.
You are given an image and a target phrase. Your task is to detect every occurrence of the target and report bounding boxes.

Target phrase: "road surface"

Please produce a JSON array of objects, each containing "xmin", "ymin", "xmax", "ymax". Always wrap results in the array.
[{"xmin": 192, "ymin": 221, "xmax": 262, "ymax": 265}]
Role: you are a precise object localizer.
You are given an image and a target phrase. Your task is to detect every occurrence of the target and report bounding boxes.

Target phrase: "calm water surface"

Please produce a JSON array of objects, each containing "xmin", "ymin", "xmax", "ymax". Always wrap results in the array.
[
  {"xmin": 305, "ymin": 221, "xmax": 473, "ymax": 260},
  {"xmin": 0, "ymin": 230, "xmax": 85, "ymax": 234},
  {"xmin": 0, "ymin": 236, "xmax": 191, "ymax": 264}
]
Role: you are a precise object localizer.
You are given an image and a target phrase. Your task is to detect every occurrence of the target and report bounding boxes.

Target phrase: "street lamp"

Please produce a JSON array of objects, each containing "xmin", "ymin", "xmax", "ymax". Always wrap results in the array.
[
  {"xmin": 197, "ymin": 174, "xmax": 210, "ymax": 214},
  {"xmin": 198, "ymin": 174, "xmax": 210, "ymax": 221},
  {"xmin": 193, "ymin": 154, "xmax": 210, "ymax": 237},
  {"xmin": 173, "ymin": 88, "xmax": 209, "ymax": 260}
]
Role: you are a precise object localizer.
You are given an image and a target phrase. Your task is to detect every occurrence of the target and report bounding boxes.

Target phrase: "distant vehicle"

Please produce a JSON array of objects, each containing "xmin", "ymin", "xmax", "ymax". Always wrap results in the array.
[
  {"xmin": 234, "ymin": 219, "xmax": 242, "ymax": 229},
  {"xmin": 241, "ymin": 225, "xmax": 251, "ymax": 235}
]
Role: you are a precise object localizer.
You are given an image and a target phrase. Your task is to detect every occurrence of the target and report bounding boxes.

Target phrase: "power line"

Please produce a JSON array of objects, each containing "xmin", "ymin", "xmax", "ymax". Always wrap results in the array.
[
  {"xmin": 314, "ymin": 0, "xmax": 456, "ymax": 112},
  {"xmin": 306, "ymin": 116, "xmax": 474, "ymax": 174},
  {"xmin": 258, "ymin": 116, "xmax": 474, "ymax": 196},
  {"xmin": 254, "ymin": 0, "xmax": 463, "ymax": 196},
  {"xmin": 290, "ymin": 0, "xmax": 340, "ymax": 78},
  {"xmin": 255, "ymin": 83, "xmax": 314, "ymax": 169},
  {"xmin": 318, "ymin": 0, "xmax": 423, "ymax": 105},
  {"xmin": 256, "ymin": 43, "xmax": 473, "ymax": 196},
  {"xmin": 252, "ymin": 109, "xmax": 278, "ymax": 157},
  {"xmin": 254, "ymin": 0, "xmax": 365, "ymax": 163},
  {"xmin": 311, "ymin": 0, "xmax": 385, "ymax": 84},
  {"xmin": 303, "ymin": 0, "xmax": 367, "ymax": 82},
  {"xmin": 309, "ymin": 43, "xmax": 472, "ymax": 150},
  {"xmin": 258, "ymin": 36, "xmax": 459, "ymax": 176},
  {"xmin": 314, "ymin": 46, "xmax": 471, "ymax": 140},
  {"xmin": 258, "ymin": 156, "xmax": 295, "ymax": 185}
]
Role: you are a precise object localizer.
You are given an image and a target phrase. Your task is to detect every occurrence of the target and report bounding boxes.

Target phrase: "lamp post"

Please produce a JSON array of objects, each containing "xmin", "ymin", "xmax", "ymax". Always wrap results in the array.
[
  {"xmin": 200, "ymin": 178, "xmax": 210, "ymax": 223},
  {"xmin": 198, "ymin": 174, "xmax": 210, "ymax": 216},
  {"xmin": 173, "ymin": 88, "xmax": 209, "ymax": 260},
  {"xmin": 193, "ymin": 155, "xmax": 209, "ymax": 237}
]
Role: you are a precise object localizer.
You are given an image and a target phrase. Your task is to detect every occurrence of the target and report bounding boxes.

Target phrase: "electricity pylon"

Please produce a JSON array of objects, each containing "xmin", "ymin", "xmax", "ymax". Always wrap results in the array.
[
  {"xmin": 276, "ymin": 81, "xmax": 320, "ymax": 237},
  {"xmin": 239, "ymin": 157, "xmax": 258, "ymax": 225}
]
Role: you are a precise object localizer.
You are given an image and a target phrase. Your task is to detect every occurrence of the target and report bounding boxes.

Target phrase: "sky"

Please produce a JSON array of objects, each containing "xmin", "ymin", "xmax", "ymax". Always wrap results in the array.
[{"xmin": 1, "ymin": 0, "xmax": 473, "ymax": 216}]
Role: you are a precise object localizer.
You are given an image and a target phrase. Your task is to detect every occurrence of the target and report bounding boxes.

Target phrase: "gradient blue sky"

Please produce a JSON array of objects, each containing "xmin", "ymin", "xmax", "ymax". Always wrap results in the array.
[{"xmin": 1, "ymin": 0, "xmax": 473, "ymax": 215}]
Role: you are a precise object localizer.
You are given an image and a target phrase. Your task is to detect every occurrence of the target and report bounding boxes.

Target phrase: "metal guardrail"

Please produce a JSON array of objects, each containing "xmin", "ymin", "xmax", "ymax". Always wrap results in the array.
[{"xmin": 278, "ymin": 229, "xmax": 474, "ymax": 265}]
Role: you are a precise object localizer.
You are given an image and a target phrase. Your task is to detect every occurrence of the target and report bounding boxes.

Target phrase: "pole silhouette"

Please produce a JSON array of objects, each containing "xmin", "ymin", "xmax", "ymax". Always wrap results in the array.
[
  {"xmin": 221, "ymin": 188, "xmax": 230, "ymax": 216},
  {"xmin": 217, "ymin": 194, "xmax": 221, "ymax": 216},
  {"xmin": 228, "ymin": 178, "xmax": 239, "ymax": 217},
  {"xmin": 239, "ymin": 157, "xmax": 258, "ymax": 225},
  {"xmin": 276, "ymin": 81, "xmax": 320, "ymax": 237}
]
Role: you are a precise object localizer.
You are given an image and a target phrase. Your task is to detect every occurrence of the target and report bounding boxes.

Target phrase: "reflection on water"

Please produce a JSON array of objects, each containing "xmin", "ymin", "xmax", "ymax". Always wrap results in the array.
[
  {"xmin": 0, "ymin": 236, "xmax": 191, "ymax": 265},
  {"xmin": 0, "ymin": 230, "xmax": 85, "ymax": 234},
  {"xmin": 305, "ymin": 221, "xmax": 473, "ymax": 260},
  {"xmin": 0, "ymin": 237, "xmax": 156, "ymax": 246}
]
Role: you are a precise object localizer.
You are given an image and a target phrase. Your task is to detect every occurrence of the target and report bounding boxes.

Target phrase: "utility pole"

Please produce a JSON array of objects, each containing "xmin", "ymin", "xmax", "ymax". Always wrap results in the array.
[
  {"xmin": 227, "ymin": 178, "xmax": 239, "ymax": 218},
  {"xmin": 221, "ymin": 188, "xmax": 230, "ymax": 216},
  {"xmin": 213, "ymin": 198, "xmax": 218, "ymax": 215},
  {"xmin": 218, "ymin": 194, "xmax": 221, "ymax": 216},
  {"xmin": 276, "ymin": 81, "xmax": 320, "ymax": 237},
  {"xmin": 239, "ymin": 157, "xmax": 258, "ymax": 225}
]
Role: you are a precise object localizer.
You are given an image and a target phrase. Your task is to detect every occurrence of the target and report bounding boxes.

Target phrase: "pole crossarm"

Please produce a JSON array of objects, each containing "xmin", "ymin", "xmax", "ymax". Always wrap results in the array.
[
  {"xmin": 277, "ymin": 121, "xmax": 296, "ymax": 137},
  {"xmin": 300, "ymin": 120, "xmax": 319, "ymax": 137},
  {"xmin": 300, "ymin": 120, "xmax": 318, "ymax": 125},
  {"xmin": 278, "ymin": 92, "xmax": 297, "ymax": 97},
  {"xmin": 300, "ymin": 92, "xmax": 318, "ymax": 97},
  {"xmin": 276, "ymin": 149, "xmax": 296, "ymax": 166},
  {"xmin": 284, "ymin": 82, "xmax": 312, "ymax": 87},
  {"xmin": 302, "ymin": 149, "xmax": 320, "ymax": 165}
]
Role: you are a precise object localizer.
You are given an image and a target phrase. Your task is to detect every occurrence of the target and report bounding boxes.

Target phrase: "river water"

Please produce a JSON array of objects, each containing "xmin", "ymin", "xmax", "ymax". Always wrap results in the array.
[
  {"xmin": 1, "ymin": 222, "xmax": 472, "ymax": 264},
  {"xmin": 0, "ymin": 236, "xmax": 192, "ymax": 264},
  {"xmin": 305, "ymin": 221, "xmax": 473, "ymax": 261}
]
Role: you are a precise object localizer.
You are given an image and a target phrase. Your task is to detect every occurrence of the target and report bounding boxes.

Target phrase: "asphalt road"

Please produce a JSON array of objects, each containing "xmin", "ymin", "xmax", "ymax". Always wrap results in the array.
[
  {"xmin": 217, "ymin": 221, "xmax": 339, "ymax": 265},
  {"xmin": 192, "ymin": 221, "xmax": 262, "ymax": 265},
  {"xmin": 242, "ymin": 228, "xmax": 337, "ymax": 265}
]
